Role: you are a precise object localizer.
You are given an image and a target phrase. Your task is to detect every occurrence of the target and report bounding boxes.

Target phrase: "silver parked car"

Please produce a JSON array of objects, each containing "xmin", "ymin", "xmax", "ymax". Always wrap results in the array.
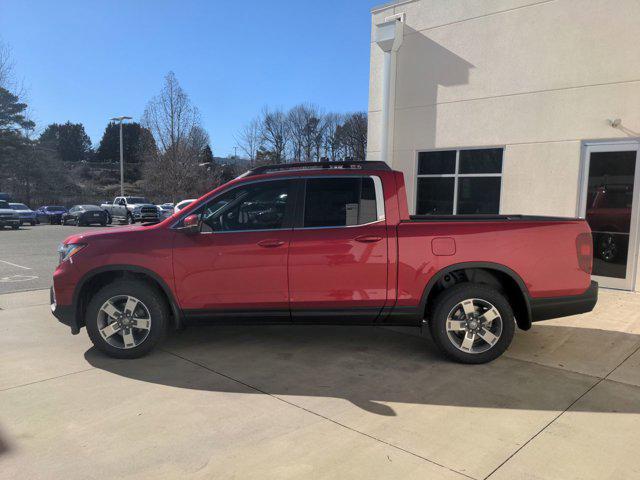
[
  {"xmin": 0, "ymin": 200, "xmax": 21, "ymax": 229},
  {"xmin": 157, "ymin": 204, "xmax": 174, "ymax": 220}
]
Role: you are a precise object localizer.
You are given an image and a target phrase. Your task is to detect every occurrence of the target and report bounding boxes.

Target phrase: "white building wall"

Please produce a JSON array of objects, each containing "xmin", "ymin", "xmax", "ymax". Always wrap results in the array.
[{"xmin": 368, "ymin": 0, "xmax": 640, "ymax": 217}]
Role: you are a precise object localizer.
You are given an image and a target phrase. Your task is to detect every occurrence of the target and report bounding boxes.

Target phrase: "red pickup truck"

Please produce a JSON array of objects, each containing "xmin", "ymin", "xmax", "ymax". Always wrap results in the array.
[{"xmin": 51, "ymin": 161, "xmax": 597, "ymax": 364}]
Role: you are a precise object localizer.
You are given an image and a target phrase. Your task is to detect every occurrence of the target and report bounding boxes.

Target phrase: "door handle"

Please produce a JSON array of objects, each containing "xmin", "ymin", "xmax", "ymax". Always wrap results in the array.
[
  {"xmin": 257, "ymin": 239, "xmax": 285, "ymax": 248},
  {"xmin": 355, "ymin": 235, "xmax": 383, "ymax": 243}
]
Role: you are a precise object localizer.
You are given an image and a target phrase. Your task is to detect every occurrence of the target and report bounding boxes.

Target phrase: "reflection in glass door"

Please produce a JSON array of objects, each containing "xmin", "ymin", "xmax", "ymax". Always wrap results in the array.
[{"xmin": 580, "ymin": 142, "xmax": 640, "ymax": 290}]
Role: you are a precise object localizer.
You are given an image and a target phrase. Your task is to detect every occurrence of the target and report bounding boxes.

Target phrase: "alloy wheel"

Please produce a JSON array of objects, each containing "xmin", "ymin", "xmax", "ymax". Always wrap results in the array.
[
  {"xmin": 97, "ymin": 295, "xmax": 152, "ymax": 349},
  {"xmin": 445, "ymin": 298, "xmax": 503, "ymax": 354}
]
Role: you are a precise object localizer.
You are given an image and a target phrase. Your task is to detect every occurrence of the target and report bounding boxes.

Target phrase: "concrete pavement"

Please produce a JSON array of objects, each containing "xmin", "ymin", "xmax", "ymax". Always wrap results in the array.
[{"xmin": 1, "ymin": 288, "xmax": 640, "ymax": 479}]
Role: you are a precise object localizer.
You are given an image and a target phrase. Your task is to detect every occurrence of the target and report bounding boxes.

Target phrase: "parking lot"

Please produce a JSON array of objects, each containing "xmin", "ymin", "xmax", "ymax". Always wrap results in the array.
[
  {"xmin": 0, "ymin": 224, "xmax": 111, "ymax": 294},
  {"xmin": 1, "ymin": 226, "xmax": 640, "ymax": 479}
]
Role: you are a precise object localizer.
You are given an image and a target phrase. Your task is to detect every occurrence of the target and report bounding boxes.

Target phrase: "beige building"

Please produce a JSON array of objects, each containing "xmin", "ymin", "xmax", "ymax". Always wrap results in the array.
[{"xmin": 367, "ymin": 0, "xmax": 640, "ymax": 291}]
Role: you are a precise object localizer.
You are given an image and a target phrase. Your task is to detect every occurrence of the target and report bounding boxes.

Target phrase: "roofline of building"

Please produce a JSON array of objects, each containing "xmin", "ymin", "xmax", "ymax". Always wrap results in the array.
[{"xmin": 371, "ymin": 0, "xmax": 418, "ymax": 14}]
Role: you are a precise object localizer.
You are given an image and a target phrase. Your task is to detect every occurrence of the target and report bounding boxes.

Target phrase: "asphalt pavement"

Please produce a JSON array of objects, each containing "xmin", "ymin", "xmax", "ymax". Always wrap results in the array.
[{"xmin": 0, "ymin": 224, "xmax": 111, "ymax": 294}]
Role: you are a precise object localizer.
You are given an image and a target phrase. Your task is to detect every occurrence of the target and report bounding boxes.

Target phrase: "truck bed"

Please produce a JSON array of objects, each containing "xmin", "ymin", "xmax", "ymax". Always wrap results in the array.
[{"xmin": 396, "ymin": 215, "xmax": 593, "ymax": 300}]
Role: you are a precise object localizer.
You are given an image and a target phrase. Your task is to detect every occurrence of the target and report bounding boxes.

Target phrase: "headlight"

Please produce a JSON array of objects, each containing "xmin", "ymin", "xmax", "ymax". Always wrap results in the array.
[{"xmin": 58, "ymin": 243, "xmax": 86, "ymax": 264}]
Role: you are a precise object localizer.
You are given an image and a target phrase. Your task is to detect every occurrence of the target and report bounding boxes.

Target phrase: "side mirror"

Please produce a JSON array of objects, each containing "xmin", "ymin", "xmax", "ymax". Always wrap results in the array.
[{"xmin": 178, "ymin": 214, "xmax": 200, "ymax": 235}]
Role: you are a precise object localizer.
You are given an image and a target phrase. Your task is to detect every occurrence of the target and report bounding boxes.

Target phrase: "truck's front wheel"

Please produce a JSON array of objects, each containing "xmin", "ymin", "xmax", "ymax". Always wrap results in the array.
[
  {"xmin": 85, "ymin": 280, "xmax": 168, "ymax": 359},
  {"xmin": 428, "ymin": 284, "xmax": 515, "ymax": 364}
]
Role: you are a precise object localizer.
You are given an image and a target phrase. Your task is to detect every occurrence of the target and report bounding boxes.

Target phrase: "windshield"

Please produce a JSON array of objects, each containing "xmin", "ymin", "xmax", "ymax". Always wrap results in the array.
[
  {"xmin": 126, "ymin": 197, "xmax": 150, "ymax": 204},
  {"xmin": 46, "ymin": 206, "xmax": 65, "ymax": 211},
  {"xmin": 81, "ymin": 205, "xmax": 101, "ymax": 211},
  {"xmin": 10, "ymin": 203, "xmax": 29, "ymax": 210}
]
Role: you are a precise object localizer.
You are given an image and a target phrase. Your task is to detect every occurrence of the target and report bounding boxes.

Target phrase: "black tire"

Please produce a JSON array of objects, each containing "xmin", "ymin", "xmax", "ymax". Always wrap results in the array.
[
  {"xmin": 85, "ymin": 280, "xmax": 169, "ymax": 359},
  {"xmin": 428, "ymin": 283, "xmax": 515, "ymax": 364},
  {"xmin": 11, "ymin": 225, "xmax": 19, "ymax": 230},
  {"xmin": 30, "ymin": 221, "xmax": 36, "ymax": 226}
]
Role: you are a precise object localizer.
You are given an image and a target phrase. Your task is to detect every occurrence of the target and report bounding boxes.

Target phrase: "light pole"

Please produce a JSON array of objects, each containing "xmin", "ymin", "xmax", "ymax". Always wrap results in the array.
[{"xmin": 110, "ymin": 116, "xmax": 132, "ymax": 196}]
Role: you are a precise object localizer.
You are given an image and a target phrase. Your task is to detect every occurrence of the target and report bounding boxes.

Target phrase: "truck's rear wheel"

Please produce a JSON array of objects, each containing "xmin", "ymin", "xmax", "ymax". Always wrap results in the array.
[
  {"xmin": 428, "ymin": 284, "xmax": 514, "ymax": 364},
  {"xmin": 85, "ymin": 280, "xmax": 168, "ymax": 359}
]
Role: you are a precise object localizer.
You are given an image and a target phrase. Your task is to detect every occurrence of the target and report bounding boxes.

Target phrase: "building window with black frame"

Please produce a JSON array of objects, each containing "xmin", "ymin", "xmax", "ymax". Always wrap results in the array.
[{"xmin": 416, "ymin": 148, "xmax": 503, "ymax": 215}]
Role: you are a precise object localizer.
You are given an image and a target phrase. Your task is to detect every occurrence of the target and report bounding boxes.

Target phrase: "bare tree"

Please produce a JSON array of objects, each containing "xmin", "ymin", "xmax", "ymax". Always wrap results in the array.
[
  {"xmin": 245, "ymin": 105, "xmax": 369, "ymax": 165},
  {"xmin": 337, "ymin": 112, "xmax": 368, "ymax": 161},
  {"xmin": 141, "ymin": 71, "xmax": 212, "ymax": 200},
  {"xmin": 309, "ymin": 113, "xmax": 327, "ymax": 162},
  {"xmin": 188, "ymin": 125, "xmax": 210, "ymax": 158},
  {"xmin": 142, "ymin": 71, "xmax": 201, "ymax": 158},
  {"xmin": 286, "ymin": 104, "xmax": 326, "ymax": 162},
  {"xmin": 0, "ymin": 40, "xmax": 14, "ymax": 90},
  {"xmin": 260, "ymin": 107, "xmax": 289, "ymax": 163},
  {"xmin": 0, "ymin": 39, "xmax": 27, "ymax": 103},
  {"xmin": 286, "ymin": 105, "xmax": 306, "ymax": 161},
  {"xmin": 322, "ymin": 113, "xmax": 344, "ymax": 161},
  {"xmin": 235, "ymin": 117, "xmax": 261, "ymax": 165}
]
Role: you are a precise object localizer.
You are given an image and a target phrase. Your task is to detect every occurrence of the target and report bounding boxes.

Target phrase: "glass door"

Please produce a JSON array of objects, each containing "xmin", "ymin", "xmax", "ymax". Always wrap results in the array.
[{"xmin": 580, "ymin": 142, "xmax": 640, "ymax": 290}]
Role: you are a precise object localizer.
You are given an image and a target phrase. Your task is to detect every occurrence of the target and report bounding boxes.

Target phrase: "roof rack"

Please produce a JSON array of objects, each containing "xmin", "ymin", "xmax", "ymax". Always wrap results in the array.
[{"xmin": 245, "ymin": 161, "xmax": 391, "ymax": 176}]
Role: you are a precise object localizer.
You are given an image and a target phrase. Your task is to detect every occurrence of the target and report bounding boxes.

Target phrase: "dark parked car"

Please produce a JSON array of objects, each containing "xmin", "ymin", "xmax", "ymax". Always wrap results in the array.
[
  {"xmin": 9, "ymin": 203, "xmax": 37, "ymax": 226},
  {"xmin": 62, "ymin": 205, "xmax": 109, "ymax": 226},
  {"xmin": 36, "ymin": 206, "xmax": 68, "ymax": 225}
]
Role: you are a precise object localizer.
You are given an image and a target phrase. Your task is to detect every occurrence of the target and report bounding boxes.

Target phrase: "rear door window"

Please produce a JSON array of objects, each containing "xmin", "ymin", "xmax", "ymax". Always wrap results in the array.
[{"xmin": 303, "ymin": 177, "xmax": 380, "ymax": 228}]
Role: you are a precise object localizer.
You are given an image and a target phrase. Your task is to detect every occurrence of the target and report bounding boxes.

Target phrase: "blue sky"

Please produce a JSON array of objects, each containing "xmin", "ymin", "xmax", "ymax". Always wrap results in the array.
[{"xmin": 0, "ymin": 0, "xmax": 378, "ymax": 156}]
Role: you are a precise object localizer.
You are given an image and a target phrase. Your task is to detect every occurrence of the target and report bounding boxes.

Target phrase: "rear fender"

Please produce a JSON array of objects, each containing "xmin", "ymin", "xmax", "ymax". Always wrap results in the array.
[{"xmin": 419, "ymin": 261, "xmax": 533, "ymax": 329}]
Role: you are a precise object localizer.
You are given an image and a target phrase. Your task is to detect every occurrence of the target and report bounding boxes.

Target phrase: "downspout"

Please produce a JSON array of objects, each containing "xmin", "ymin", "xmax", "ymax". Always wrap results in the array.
[{"xmin": 375, "ymin": 19, "xmax": 404, "ymax": 166}]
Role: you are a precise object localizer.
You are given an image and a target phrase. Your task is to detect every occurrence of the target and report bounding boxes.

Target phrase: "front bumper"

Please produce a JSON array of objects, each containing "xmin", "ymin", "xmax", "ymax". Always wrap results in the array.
[
  {"xmin": 18, "ymin": 214, "xmax": 36, "ymax": 223},
  {"xmin": 50, "ymin": 287, "xmax": 79, "ymax": 334},
  {"xmin": 45, "ymin": 214, "xmax": 63, "ymax": 224},
  {"xmin": 530, "ymin": 281, "xmax": 598, "ymax": 322},
  {"xmin": 0, "ymin": 217, "xmax": 20, "ymax": 227},
  {"xmin": 134, "ymin": 213, "xmax": 160, "ymax": 222}
]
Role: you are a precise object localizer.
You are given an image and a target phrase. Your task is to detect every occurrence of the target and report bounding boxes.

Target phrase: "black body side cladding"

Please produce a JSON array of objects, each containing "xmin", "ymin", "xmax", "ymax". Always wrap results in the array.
[{"xmin": 530, "ymin": 281, "xmax": 598, "ymax": 322}]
